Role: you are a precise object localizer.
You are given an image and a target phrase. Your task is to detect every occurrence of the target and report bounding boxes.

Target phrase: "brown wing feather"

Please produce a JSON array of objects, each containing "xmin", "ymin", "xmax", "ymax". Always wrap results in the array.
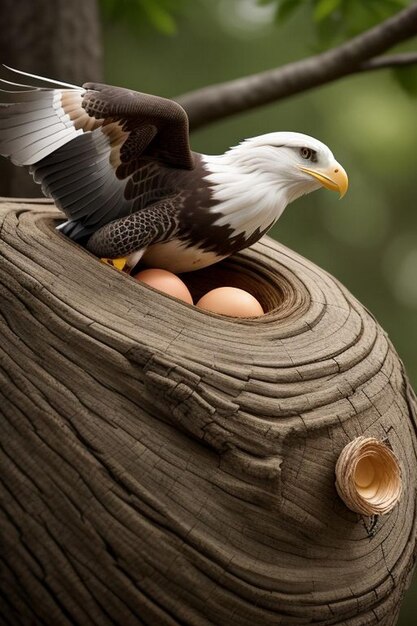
[{"xmin": 82, "ymin": 83, "xmax": 194, "ymax": 170}]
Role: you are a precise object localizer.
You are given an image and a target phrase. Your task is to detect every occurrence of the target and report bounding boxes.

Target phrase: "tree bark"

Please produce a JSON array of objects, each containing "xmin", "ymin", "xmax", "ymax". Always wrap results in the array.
[
  {"xmin": 1, "ymin": 199, "xmax": 417, "ymax": 626},
  {"xmin": 0, "ymin": 0, "xmax": 103, "ymax": 197}
]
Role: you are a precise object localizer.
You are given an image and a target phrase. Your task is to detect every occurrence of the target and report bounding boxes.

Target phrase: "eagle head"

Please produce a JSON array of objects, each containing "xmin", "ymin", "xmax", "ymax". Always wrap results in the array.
[
  {"xmin": 202, "ymin": 131, "xmax": 348, "ymax": 240},
  {"xmin": 232, "ymin": 131, "xmax": 348, "ymax": 201}
]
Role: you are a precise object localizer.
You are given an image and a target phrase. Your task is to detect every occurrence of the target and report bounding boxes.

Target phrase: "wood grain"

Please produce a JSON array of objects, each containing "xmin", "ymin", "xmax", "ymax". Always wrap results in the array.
[{"xmin": 0, "ymin": 200, "xmax": 416, "ymax": 625}]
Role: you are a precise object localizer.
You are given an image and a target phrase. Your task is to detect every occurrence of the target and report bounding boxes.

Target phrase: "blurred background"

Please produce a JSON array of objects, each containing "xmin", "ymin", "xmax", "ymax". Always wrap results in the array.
[{"xmin": 1, "ymin": 0, "xmax": 416, "ymax": 622}]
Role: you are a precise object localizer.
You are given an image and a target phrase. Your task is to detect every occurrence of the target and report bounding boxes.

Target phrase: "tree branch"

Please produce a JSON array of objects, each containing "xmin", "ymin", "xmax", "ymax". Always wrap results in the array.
[
  {"xmin": 176, "ymin": 4, "xmax": 417, "ymax": 131},
  {"xmin": 360, "ymin": 51, "xmax": 417, "ymax": 71}
]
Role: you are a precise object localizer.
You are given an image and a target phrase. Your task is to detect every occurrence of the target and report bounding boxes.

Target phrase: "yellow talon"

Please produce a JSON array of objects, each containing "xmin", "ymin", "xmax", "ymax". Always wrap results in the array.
[{"xmin": 100, "ymin": 257, "xmax": 129, "ymax": 272}]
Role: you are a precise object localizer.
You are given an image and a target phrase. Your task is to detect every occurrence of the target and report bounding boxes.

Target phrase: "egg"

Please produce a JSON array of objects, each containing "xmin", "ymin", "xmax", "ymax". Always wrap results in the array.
[
  {"xmin": 134, "ymin": 268, "xmax": 193, "ymax": 304},
  {"xmin": 196, "ymin": 287, "xmax": 264, "ymax": 317}
]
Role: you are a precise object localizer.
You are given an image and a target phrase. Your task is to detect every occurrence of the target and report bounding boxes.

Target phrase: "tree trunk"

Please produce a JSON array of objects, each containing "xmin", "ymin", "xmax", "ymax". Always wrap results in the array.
[
  {"xmin": 0, "ymin": 0, "xmax": 103, "ymax": 197},
  {"xmin": 1, "ymin": 199, "xmax": 416, "ymax": 626}
]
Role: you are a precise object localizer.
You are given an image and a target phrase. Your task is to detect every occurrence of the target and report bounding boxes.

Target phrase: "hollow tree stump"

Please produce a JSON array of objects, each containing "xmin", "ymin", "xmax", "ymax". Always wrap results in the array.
[{"xmin": 1, "ymin": 199, "xmax": 417, "ymax": 626}]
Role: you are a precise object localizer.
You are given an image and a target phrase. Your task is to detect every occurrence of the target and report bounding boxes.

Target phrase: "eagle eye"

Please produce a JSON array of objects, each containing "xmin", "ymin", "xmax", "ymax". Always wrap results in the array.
[{"xmin": 300, "ymin": 147, "xmax": 317, "ymax": 161}]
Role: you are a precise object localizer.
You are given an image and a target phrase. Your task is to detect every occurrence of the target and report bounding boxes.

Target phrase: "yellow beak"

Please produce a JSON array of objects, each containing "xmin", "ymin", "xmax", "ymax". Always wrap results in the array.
[{"xmin": 299, "ymin": 163, "xmax": 349, "ymax": 198}]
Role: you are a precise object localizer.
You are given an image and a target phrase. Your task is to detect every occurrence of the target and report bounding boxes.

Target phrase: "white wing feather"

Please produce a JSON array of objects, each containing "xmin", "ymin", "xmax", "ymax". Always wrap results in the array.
[{"xmin": 0, "ymin": 67, "xmax": 91, "ymax": 166}]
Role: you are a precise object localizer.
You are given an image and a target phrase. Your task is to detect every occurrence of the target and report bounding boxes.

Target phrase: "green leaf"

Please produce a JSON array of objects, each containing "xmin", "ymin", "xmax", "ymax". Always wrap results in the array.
[
  {"xmin": 393, "ymin": 66, "xmax": 417, "ymax": 98},
  {"xmin": 313, "ymin": 0, "xmax": 341, "ymax": 22},
  {"xmin": 275, "ymin": 0, "xmax": 304, "ymax": 23}
]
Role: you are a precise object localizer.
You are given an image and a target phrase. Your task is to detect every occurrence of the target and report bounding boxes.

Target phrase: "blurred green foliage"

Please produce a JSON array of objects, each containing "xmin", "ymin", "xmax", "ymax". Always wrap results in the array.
[
  {"xmin": 395, "ymin": 64, "xmax": 417, "ymax": 96},
  {"xmin": 101, "ymin": 0, "xmax": 416, "ymax": 622},
  {"xmin": 99, "ymin": 0, "xmax": 188, "ymax": 34},
  {"xmin": 99, "ymin": 0, "xmax": 413, "ymax": 43},
  {"xmin": 261, "ymin": 0, "xmax": 410, "ymax": 39}
]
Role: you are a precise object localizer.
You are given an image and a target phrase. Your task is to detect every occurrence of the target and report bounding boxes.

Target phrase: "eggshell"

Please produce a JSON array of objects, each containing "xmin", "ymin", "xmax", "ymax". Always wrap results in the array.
[
  {"xmin": 196, "ymin": 287, "xmax": 264, "ymax": 317},
  {"xmin": 134, "ymin": 268, "xmax": 193, "ymax": 304}
]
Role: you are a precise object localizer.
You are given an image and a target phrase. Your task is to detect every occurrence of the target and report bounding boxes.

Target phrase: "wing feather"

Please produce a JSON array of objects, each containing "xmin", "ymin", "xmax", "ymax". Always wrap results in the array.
[
  {"xmin": 31, "ymin": 130, "xmax": 133, "ymax": 232},
  {"xmin": 0, "ymin": 89, "xmax": 85, "ymax": 164},
  {"xmin": 13, "ymin": 126, "xmax": 83, "ymax": 165},
  {"xmin": 0, "ymin": 107, "xmax": 60, "ymax": 127},
  {"xmin": 2, "ymin": 65, "xmax": 80, "ymax": 89},
  {"xmin": 0, "ymin": 67, "xmax": 194, "ymax": 239},
  {"xmin": 50, "ymin": 166, "xmax": 109, "ymax": 201}
]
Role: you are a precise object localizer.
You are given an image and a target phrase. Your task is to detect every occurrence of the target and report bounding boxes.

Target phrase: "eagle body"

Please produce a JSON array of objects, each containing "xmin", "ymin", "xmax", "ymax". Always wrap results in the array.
[{"xmin": 0, "ymin": 68, "xmax": 348, "ymax": 273}]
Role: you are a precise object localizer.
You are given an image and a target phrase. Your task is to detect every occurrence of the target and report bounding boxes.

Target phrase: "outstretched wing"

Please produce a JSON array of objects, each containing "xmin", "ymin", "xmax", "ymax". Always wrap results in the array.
[{"xmin": 0, "ymin": 67, "xmax": 194, "ymax": 240}]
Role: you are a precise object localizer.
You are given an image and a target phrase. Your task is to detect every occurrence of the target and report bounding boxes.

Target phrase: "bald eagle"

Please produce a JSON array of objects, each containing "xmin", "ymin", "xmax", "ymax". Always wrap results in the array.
[{"xmin": 0, "ymin": 67, "xmax": 348, "ymax": 273}]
